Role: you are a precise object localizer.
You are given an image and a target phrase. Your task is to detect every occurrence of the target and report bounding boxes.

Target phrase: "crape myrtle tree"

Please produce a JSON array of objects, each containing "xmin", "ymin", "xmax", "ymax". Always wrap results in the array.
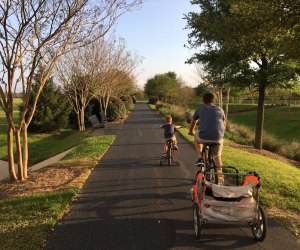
[
  {"xmin": 186, "ymin": 0, "xmax": 300, "ymax": 149},
  {"xmin": 144, "ymin": 72, "xmax": 181, "ymax": 102},
  {"xmin": 57, "ymin": 35, "xmax": 138, "ymax": 129},
  {"xmin": 0, "ymin": 0, "xmax": 143, "ymax": 181}
]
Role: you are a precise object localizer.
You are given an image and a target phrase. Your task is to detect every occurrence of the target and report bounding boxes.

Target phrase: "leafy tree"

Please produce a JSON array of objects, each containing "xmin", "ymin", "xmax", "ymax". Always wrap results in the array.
[
  {"xmin": 186, "ymin": 0, "xmax": 300, "ymax": 149},
  {"xmin": 194, "ymin": 84, "xmax": 208, "ymax": 98},
  {"xmin": 144, "ymin": 72, "xmax": 181, "ymax": 101},
  {"xmin": 27, "ymin": 69, "xmax": 71, "ymax": 133}
]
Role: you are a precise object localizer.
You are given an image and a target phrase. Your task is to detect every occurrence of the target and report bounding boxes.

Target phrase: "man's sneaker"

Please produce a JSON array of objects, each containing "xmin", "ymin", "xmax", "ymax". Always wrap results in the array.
[
  {"xmin": 173, "ymin": 144, "xmax": 178, "ymax": 150},
  {"xmin": 195, "ymin": 158, "xmax": 205, "ymax": 167}
]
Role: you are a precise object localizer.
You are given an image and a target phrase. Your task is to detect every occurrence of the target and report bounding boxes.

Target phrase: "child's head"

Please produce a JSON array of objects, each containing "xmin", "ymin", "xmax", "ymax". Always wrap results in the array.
[{"xmin": 165, "ymin": 115, "xmax": 172, "ymax": 123}]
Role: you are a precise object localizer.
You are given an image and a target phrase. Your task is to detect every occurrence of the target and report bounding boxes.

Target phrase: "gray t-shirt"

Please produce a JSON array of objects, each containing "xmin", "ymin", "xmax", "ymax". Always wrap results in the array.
[{"xmin": 193, "ymin": 104, "xmax": 225, "ymax": 141}]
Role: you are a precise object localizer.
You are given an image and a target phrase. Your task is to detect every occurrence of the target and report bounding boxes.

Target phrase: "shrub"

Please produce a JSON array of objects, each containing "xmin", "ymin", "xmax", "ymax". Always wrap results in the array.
[
  {"xmin": 121, "ymin": 95, "xmax": 134, "ymax": 111},
  {"xmin": 148, "ymin": 98, "xmax": 158, "ymax": 104},
  {"xmin": 26, "ymin": 71, "xmax": 71, "ymax": 132},
  {"xmin": 279, "ymin": 141, "xmax": 300, "ymax": 161},
  {"xmin": 262, "ymin": 133, "xmax": 282, "ymax": 153},
  {"xmin": 170, "ymin": 105, "xmax": 187, "ymax": 122},
  {"xmin": 226, "ymin": 122, "xmax": 254, "ymax": 141},
  {"xmin": 107, "ymin": 97, "xmax": 126, "ymax": 120}
]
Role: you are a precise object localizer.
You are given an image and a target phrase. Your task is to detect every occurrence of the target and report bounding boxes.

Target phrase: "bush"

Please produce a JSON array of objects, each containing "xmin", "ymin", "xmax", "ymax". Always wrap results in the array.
[
  {"xmin": 148, "ymin": 98, "xmax": 158, "ymax": 104},
  {"xmin": 279, "ymin": 141, "xmax": 300, "ymax": 161},
  {"xmin": 26, "ymin": 71, "xmax": 71, "ymax": 132},
  {"xmin": 121, "ymin": 95, "xmax": 134, "ymax": 111},
  {"xmin": 262, "ymin": 133, "xmax": 282, "ymax": 153},
  {"xmin": 107, "ymin": 97, "xmax": 126, "ymax": 120}
]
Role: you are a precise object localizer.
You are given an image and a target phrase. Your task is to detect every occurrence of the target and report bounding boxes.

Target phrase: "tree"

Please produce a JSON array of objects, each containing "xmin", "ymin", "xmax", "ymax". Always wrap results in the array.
[
  {"xmin": 186, "ymin": 0, "xmax": 300, "ymax": 149},
  {"xmin": 144, "ymin": 72, "xmax": 181, "ymax": 102},
  {"xmin": 0, "ymin": 0, "xmax": 143, "ymax": 181},
  {"xmin": 57, "ymin": 36, "xmax": 138, "ymax": 128},
  {"xmin": 27, "ymin": 68, "xmax": 71, "ymax": 132}
]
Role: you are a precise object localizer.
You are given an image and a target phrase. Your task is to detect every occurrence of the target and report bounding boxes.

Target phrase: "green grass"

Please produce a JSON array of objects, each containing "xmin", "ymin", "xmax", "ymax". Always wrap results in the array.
[
  {"xmin": 63, "ymin": 135, "xmax": 115, "ymax": 161},
  {"xmin": 0, "ymin": 189, "xmax": 76, "ymax": 250},
  {"xmin": 188, "ymin": 102, "xmax": 257, "ymax": 113},
  {"xmin": 178, "ymin": 127, "xmax": 300, "ymax": 213},
  {"xmin": 0, "ymin": 135, "xmax": 115, "ymax": 250},
  {"xmin": 229, "ymin": 106, "xmax": 300, "ymax": 142},
  {"xmin": 0, "ymin": 98, "xmax": 92, "ymax": 166},
  {"xmin": 149, "ymin": 104, "xmax": 156, "ymax": 110}
]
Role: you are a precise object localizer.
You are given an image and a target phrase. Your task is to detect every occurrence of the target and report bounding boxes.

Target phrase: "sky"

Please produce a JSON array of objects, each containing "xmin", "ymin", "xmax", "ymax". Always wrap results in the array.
[{"xmin": 114, "ymin": 0, "xmax": 200, "ymax": 89}]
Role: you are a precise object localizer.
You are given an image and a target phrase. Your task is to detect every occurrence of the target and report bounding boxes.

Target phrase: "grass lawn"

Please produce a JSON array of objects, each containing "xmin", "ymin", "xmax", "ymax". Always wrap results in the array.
[
  {"xmin": 228, "ymin": 106, "xmax": 300, "ymax": 142},
  {"xmin": 0, "ymin": 98, "xmax": 89, "ymax": 166},
  {"xmin": 0, "ymin": 135, "xmax": 115, "ymax": 250},
  {"xmin": 188, "ymin": 102, "xmax": 257, "ymax": 113}
]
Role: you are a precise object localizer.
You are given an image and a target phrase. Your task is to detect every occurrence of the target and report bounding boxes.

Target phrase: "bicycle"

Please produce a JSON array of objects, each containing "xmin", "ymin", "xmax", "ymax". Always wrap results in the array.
[
  {"xmin": 202, "ymin": 143, "xmax": 219, "ymax": 184},
  {"xmin": 160, "ymin": 139, "xmax": 179, "ymax": 166}
]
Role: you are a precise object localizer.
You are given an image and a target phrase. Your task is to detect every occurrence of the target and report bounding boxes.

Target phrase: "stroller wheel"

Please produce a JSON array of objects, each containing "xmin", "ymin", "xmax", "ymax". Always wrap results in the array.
[
  {"xmin": 252, "ymin": 205, "xmax": 267, "ymax": 242},
  {"xmin": 193, "ymin": 204, "xmax": 202, "ymax": 239}
]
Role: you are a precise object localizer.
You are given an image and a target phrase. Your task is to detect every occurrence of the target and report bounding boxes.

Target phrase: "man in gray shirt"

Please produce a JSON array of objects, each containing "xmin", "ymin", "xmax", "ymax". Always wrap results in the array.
[{"xmin": 189, "ymin": 92, "xmax": 226, "ymax": 171}]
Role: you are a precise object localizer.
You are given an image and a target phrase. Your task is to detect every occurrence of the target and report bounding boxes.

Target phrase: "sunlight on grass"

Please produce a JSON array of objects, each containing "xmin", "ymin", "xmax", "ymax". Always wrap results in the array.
[
  {"xmin": 0, "ymin": 135, "xmax": 115, "ymax": 250},
  {"xmin": 0, "ymin": 189, "xmax": 76, "ymax": 250}
]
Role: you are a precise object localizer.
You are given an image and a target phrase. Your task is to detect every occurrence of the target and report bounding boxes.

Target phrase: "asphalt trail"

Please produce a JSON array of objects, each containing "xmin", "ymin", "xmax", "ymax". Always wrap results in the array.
[{"xmin": 45, "ymin": 104, "xmax": 299, "ymax": 250}]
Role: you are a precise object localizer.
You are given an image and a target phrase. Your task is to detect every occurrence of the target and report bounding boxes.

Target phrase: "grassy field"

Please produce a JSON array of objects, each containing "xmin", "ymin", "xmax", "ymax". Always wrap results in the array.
[
  {"xmin": 0, "ymin": 135, "xmax": 115, "ymax": 250},
  {"xmin": 0, "ymin": 98, "xmax": 89, "ymax": 166},
  {"xmin": 228, "ymin": 106, "xmax": 300, "ymax": 142},
  {"xmin": 188, "ymin": 102, "xmax": 258, "ymax": 113}
]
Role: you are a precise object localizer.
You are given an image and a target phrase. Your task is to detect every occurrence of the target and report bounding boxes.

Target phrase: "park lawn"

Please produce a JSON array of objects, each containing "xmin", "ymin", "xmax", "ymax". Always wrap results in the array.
[
  {"xmin": 188, "ymin": 102, "xmax": 257, "ymax": 113},
  {"xmin": 228, "ymin": 106, "xmax": 300, "ymax": 142},
  {"xmin": 0, "ymin": 98, "xmax": 88, "ymax": 166},
  {"xmin": 178, "ymin": 128, "xmax": 300, "ymax": 213},
  {"xmin": 0, "ymin": 135, "xmax": 115, "ymax": 250}
]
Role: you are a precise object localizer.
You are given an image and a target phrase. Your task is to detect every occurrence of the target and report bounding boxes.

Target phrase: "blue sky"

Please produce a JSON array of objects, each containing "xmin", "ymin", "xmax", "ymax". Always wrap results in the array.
[{"xmin": 114, "ymin": 0, "xmax": 199, "ymax": 89}]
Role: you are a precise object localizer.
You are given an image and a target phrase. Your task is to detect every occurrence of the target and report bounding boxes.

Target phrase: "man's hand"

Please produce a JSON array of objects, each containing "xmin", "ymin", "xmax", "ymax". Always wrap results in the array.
[{"xmin": 188, "ymin": 130, "xmax": 195, "ymax": 136}]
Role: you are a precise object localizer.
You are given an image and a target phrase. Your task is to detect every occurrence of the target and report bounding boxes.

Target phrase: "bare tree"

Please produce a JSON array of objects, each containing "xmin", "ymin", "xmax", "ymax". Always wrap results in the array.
[{"xmin": 0, "ymin": 0, "xmax": 143, "ymax": 181}]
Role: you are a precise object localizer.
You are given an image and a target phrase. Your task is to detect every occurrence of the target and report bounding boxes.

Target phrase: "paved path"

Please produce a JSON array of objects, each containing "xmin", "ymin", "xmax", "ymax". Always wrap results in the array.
[{"xmin": 45, "ymin": 104, "xmax": 299, "ymax": 250}]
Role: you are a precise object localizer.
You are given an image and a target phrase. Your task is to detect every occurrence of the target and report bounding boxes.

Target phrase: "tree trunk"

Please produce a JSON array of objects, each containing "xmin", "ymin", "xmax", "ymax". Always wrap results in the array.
[
  {"xmin": 22, "ymin": 124, "xmax": 29, "ymax": 179},
  {"xmin": 254, "ymin": 86, "xmax": 266, "ymax": 150},
  {"xmin": 225, "ymin": 87, "xmax": 230, "ymax": 119},
  {"xmin": 99, "ymin": 97, "xmax": 103, "ymax": 112},
  {"xmin": 219, "ymin": 88, "xmax": 223, "ymax": 108},
  {"xmin": 104, "ymin": 95, "xmax": 110, "ymax": 115},
  {"xmin": 15, "ymin": 129, "xmax": 24, "ymax": 180},
  {"xmin": 288, "ymin": 92, "xmax": 291, "ymax": 113},
  {"xmin": 80, "ymin": 106, "xmax": 85, "ymax": 131},
  {"xmin": 7, "ymin": 126, "xmax": 17, "ymax": 181},
  {"xmin": 76, "ymin": 113, "xmax": 81, "ymax": 131}
]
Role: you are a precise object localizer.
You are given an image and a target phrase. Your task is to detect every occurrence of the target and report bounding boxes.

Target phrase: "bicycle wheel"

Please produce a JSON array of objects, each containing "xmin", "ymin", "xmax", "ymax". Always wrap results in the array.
[
  {"xmin": 193, "ymin": 203, "xmax": 202, "ymax": 239},
  {"xmin": 252, "ymin": 205, "xmax": 267, "ymax": 242},
  {"xmin": 167, "ymin": 146, "xmax": 172, "ymax": 166}
]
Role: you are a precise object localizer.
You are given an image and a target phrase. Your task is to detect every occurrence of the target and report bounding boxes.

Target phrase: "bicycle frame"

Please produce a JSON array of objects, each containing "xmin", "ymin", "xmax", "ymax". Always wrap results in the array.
[{"xmin": 202, "ymin": 144, "xmax": 217, "ymax": 184}]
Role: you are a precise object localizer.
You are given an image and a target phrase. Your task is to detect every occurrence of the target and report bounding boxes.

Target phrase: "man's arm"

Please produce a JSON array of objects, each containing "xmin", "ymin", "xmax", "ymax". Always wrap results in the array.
[{"xmin": 189, "ymin": 119, "xmax": 197, "ymax": 135}]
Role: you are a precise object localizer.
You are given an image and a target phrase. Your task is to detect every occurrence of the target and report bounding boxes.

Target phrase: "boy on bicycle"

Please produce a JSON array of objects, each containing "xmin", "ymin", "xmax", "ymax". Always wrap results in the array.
[
  {"xmin": 189, "ymin": 92, "xmax": 226, "ymax": 184},
  {"xmin": 161, "ymin": 115, "xmax": 182, "ymax": 156}
]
